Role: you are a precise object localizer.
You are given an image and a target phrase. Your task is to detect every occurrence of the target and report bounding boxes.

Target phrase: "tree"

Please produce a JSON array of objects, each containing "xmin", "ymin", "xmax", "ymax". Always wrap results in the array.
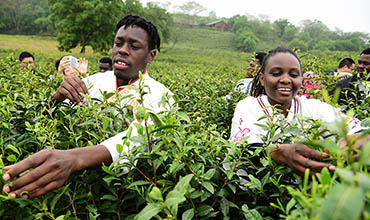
[
  {"xmin": 274, "ymin": 19, "xmax": 290, "ymax": 38},
  {"xmin": 0, "ymin": 0, "xmax": 26, "ymax": 33},
  {"xmin": 48, "ymin": 0, "xmax": 124, "ymax": 53},
  {"xmin": 121, "ymin": 0, "xmax": 144, "ymax": 16},
  {"xmin": 178, "ymin": 1, "xmax": 206, "ymax": 25},
  {"xmin": 288, "ymin": 39, "xmax": 308, "ymax": 52},
  {"xmin": 236, "ymin": 30, "xmax": 259, "ymax": 52},
  {"xmin": 282, "ymin": 25, "xmax": 298, "ymax": 42},
  {"xmin": 143, "ymin": 2, "xmax": 172, "ymax": 43}
]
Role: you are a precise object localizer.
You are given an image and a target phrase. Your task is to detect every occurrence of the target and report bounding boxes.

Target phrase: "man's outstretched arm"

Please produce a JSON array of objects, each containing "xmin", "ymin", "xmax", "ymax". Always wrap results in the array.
[{"xmin": 2, "ymin": 145, "xmax": 112, "ymax": 199}]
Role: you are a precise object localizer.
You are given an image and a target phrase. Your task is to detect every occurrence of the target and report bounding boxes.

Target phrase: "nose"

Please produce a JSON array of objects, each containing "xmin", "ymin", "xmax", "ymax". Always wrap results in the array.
[
  {"xmin": 279, "ymin": 73, "xmax": 291, "ymax": 84},
  {"xmin": 119, "ymin": 44, "xmax": 130, "ymax": 56}
]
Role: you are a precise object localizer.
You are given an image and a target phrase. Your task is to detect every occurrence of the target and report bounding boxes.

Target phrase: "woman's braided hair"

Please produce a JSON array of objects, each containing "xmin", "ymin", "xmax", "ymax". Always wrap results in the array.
[{"xmin": 250, "ymin": 47, "xmax": 301, "ymax": 97}]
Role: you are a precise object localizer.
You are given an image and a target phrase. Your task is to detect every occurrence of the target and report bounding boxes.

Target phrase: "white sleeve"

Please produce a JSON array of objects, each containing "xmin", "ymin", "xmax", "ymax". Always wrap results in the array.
[
  {"xmin": 229, "ymin": 98, "xmax": 264, "ymax": 144},
  {"xmin": 100, "ymin": 122, "xmax": 139, "ymax": 163},
  {"xmin": 307, "ymin": 99, "xmax": 365, "ymax": 135},
  {"xmin": 101, "ymin": 90, "xmax": 174, "ymax": 163}
]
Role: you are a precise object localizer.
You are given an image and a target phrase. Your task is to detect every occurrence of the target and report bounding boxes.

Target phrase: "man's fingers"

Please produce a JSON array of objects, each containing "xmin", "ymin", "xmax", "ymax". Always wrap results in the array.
[
  {"xmin": 63, "ymin": 77, "xmax": 89, "ymax": 102},
  {"xmin": 296, "ymin": 154, "xmax": 335, "ymax": 172},
  {"xmin": 9, "ymin": 165, "xmax": 47, "ymax": 192},
  {"xmin": 60, "ymin": 79, "xmax": 84, "ymax": 104},
  {"xmin": 3, "ymin": 165, "xmax": 14, "ymax": 171},
  {"xmin": 3, "ymin": 151, "xmax": 50, "ymax": 182},
  {"xmin": 297, "ymin": 145, "xmax": 330, "ymax": 160},
  {"xmin": 27, "ymin": 181, "xmax": 63, "ymax": 199},
  {"xmin": 11, "ymin": 170, "xmax": 63, "ymax": 198}
]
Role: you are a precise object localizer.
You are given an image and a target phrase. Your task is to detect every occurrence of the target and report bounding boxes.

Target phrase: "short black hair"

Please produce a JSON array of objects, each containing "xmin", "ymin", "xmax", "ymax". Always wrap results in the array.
[
  {"xmin": 115, "ymin": 14, "xmax": 160, "ymax": 52},
  {"xmin": 19, "ymin": 51, "xmax": 34, "ymax": 62},
  {"xmin": 255, "ymin": 52, "xmax": 267, "ymax": 63},
  {"xmin": 251, "ymin": 47, "xmax": 301, "ymax": 97},
  {"xmin": 99, "ymin": 57, "xmax": 112, "ymax": 66},
  {"xmin": 361, "ymin": 47, "xmax": 370, "ymax": 55},
  {"xmin": 338, "ymin": 57, "xmax": 355, "ymax": 69}
]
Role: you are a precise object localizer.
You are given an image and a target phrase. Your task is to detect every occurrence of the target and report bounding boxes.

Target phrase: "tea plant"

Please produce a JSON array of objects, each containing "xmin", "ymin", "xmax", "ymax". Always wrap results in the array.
[{"xmin": 0, "ymin": 31, "xmax": 369, "ymax": 220}]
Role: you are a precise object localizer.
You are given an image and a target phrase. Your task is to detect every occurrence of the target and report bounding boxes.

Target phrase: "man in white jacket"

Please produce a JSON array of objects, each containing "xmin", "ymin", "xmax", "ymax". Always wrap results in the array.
[{"xmin": 2, "ymin": 15, "xmax": 172, "ymax": 199}]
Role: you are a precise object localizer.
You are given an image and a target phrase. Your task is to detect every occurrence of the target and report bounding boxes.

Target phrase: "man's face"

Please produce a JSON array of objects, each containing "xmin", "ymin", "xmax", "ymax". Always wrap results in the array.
[
  {"xmin": 112, "ymin": 25, "xmax": 156, "ymax": 85},
  {"xmin": 20, "ymin": 57, "xmax": 34, "ymax": 69},
  {"xmin": 357, "ymin": 54, "xmax": 370, "ymax": 77},
  {"xmin": 99, "ymin": 63, "xmax": 112, "ymax": 72}
]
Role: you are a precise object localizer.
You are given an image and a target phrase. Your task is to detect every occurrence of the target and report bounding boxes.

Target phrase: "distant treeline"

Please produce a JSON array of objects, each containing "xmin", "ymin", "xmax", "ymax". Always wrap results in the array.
[
  {"xmin": 226, "ymin": 15, "xmax": 370, "ymax": 52},
  {"xmin": 1, "ymin": 0, "xmax": 368, "ymax": 53}
]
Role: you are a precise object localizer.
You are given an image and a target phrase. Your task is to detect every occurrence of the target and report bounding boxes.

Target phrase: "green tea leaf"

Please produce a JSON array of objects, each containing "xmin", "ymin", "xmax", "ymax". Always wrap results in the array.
[
  {"xmin": 174, "ymin": 174, "xmax": 193, "ymax": 194},
  {"xmin": 135, "ymin": 203, "xmax": 162, "ymax": 220},
  {"xmin": 149, "ymin": 187, "xmax": 163, "ymax": 202},
  {"xmin": 202, "ymin": 181, "xmax": 214, "ymax": 194},
  {"xmin": 203, "ymin": 168, "xmax": 216, "ymax": 180},
  {"xmin": 182, "ymin": 208, "xmax": 194, "ymax": 220},
  {"xmin": 100, "ymin": 194, "xmax": 117, "ymax": 201},
  {"xmin": 165, "ymin": 190, "xmax": 185, "ymax": 207},
  {"xmin": 6, "ymin": 155, "xmax": 17, "ymax": 162},
  {"xmin": 318, "ymin": 184, "xmax": 363, "ymax": 220}
]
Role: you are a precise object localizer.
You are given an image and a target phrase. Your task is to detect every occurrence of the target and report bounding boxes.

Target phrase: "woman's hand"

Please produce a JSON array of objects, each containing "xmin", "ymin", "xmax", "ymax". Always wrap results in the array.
[
  {"xmin": 76, "ymin": 58, "xmax": 88, "ymax": 77},
  {"xmin": 269, "ymin": 144, "xmax": 335, "ymax": 176}
]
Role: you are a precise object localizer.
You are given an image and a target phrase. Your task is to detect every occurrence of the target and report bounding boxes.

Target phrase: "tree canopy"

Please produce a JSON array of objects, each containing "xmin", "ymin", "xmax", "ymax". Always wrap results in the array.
[{"xmin": 48, "ymin": 0, "xmax": 123, "ymax": 53}]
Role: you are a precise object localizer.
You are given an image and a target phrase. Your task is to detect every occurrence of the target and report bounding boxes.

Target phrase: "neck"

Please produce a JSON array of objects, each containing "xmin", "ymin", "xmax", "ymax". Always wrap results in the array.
[{"xmin": 266, "ymin": 96, "xmax": 292, "ymax": 117}]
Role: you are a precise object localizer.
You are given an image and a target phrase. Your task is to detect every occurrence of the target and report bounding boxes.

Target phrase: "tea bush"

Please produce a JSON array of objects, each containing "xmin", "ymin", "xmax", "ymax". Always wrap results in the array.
[{"xmin": 0, "ymin": 33, "xmax": 369, "ymax": 220}]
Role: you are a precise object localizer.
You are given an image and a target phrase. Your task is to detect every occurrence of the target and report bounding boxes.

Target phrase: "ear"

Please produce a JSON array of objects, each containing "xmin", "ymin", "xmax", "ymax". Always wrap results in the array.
[
  {"xmin": 259, "ymin": 72, "xmax": 265, "ymax": 86},
  {"xmin": 146, "ymin": 49, "xmax": 156, "ymax": 64}
]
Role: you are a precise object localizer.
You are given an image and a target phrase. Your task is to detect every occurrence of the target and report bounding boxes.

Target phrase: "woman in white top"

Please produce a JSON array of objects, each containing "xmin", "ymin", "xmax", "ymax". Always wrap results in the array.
[{"xmin": 230, "ymin": 47, "xmax": 368, "ymax": 176}]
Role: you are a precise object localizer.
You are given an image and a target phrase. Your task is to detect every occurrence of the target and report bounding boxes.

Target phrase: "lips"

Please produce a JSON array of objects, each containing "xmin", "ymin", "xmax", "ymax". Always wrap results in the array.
[
  {"xmin": 114, "ymin": 59, "xmax": 129, "ymax": 70},
  {"xmin": 277, "ymin": 87, "xmax": 292, "ymax": 95}
]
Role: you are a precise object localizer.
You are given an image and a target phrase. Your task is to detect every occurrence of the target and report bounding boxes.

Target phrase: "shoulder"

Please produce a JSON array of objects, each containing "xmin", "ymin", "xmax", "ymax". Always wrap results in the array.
[
  {"xmin": 237, "ymin": 96, "xmax": 258, "ymax": 106},
  {"xmin": 336, "ymin": 74, "xmax": 358, "ymax": 86},
  {"xmin": 297, "ymin": 95, "xmax": 330, "ymax": 107},
  {"xmin": 145, "ymin": 75, "xmax": 173, "ymax": 95},
  {"xmin": 83, "ymin": 71, "xmax": 115, "ymax": 85},
  {"xmin": 296, "ymin": 96, "xmax": 338, "ymax": 118},
  {"xmin": 234, "ymin": 96, "xmax": 259, "ymax": 113}
]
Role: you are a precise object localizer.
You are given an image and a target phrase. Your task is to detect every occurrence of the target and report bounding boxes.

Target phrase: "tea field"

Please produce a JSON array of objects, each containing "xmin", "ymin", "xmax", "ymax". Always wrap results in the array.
[{"xmin": 0, "ymin": 27, "xmax": 369, "ymax": 219}]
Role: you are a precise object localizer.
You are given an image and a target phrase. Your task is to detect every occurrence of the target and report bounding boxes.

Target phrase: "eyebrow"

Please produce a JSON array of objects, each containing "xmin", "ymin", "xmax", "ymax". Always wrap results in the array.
[{"xmin": 115, "ymin": 36, "xmax": 143, "ymax": 44}]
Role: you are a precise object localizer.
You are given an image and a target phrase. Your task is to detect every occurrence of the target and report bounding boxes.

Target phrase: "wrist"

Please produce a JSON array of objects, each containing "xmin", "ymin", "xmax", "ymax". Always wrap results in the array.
[
  {"xmin": 71, "ymin": 145, "xmax": 112, "ymax": 172},
  {"xmin": 269, "ymin": 144, "xmax": 286, "ymax": 165}
]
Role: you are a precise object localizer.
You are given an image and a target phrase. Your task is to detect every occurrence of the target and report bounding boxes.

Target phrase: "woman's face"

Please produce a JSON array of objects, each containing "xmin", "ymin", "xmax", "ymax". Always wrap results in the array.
[{"xmin": 259, "ymin": 52, "xmax": 302, "ymax": 109}]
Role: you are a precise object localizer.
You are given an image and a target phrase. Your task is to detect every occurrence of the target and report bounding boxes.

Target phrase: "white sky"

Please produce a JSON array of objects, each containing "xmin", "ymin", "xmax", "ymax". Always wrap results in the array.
[{"xmin": 140, "ymin": 0, "xmax": 370, "ymax": 34}]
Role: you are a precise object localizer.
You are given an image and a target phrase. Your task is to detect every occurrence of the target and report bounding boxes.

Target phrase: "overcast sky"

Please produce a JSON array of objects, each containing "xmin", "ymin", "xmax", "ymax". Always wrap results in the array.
[{"xmin": 140, "ymin": 0, "xmax": 370, "ymax": 34}]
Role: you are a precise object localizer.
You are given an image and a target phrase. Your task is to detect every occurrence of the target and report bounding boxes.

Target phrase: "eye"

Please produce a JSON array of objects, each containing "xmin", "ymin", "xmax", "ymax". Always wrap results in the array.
[
  {"xmin": 115, "ymin": 41, "xmax": 122, "ymax": 47},
  {"xmin": 131, "ymin": 44, "xmax": 140, "ymax": 50},
  {"xmin": 289, "ymin": 72, "xmax": 300, "ymax": 78},
  {"xmin": 271, "ymin": 72, "xmax": 281, "ymax": 76}
]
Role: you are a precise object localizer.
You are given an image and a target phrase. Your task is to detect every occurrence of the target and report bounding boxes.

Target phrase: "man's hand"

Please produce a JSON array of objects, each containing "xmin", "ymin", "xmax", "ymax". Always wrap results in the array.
[
  {"xmin": 2, "ymin": 149, "xmax": 79, "ymax": 199},
  {"xmin": 2, "ymin": 146, "xmax": 112, "ymax": 199},
  {"xmin": 269, "ymin": 144, "xmax": 335, "ymax": 176},
  {"xmin": 51, "ymin": 76, "xmax": 89, "ymax": 104}
]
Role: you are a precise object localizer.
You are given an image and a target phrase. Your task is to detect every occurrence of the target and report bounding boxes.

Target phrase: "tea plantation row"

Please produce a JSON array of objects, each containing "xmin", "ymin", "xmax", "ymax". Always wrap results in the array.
[{"xmin": 0, "ymin": 41, "xmax": 369, "ymax": 220}]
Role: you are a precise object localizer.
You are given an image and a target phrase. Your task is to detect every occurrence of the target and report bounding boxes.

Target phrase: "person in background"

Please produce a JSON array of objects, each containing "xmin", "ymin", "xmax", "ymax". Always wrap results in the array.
[
  {"xmin": 2, "ymin": 15, "xmax": 172, "ymax": 199},
  {"xmin": 235, "ymin": 52, "xmax": 266, "ymax": 95},
  {"xmin": 330, "ymin": 48, "xmax": 370, "ymax": 105},
  {"xmin": 99, "ymin": 57, "xmax": 113, "ymax": 72},
  {"xmin": 19, "ymin": 51, "xmax": 35, "ymax": 71},
  {"xmin": 325, "ymin": 57, "xmax": 355, "ymax": 78},
  {"xmin": 55, "ymin": 56, "xmax": 89, "ymax": 77},
  {"xmin": 231, "ymin": 46, "xmax": 367, "ymax": 176}
]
